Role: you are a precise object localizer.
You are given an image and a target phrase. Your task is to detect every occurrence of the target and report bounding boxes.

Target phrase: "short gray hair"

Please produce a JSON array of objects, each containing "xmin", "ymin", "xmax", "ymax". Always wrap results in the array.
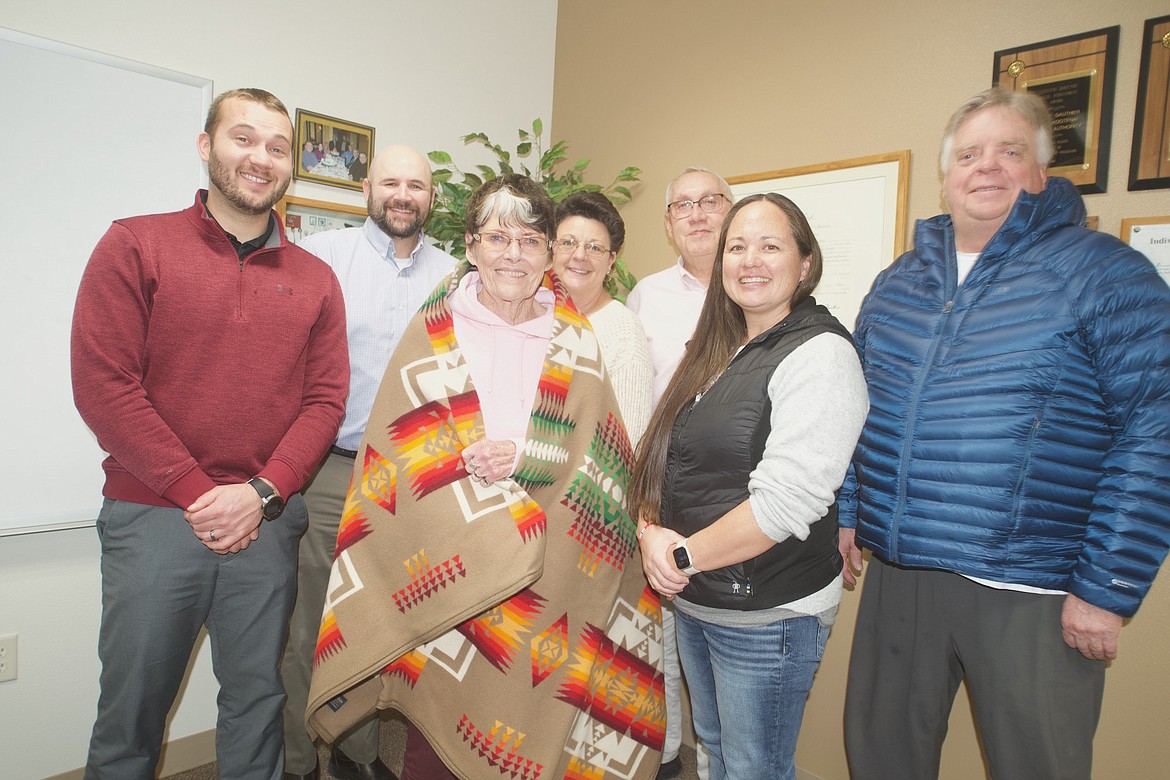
[
  {"xmin": 939, "ymin": 87, "xmax": 1054, "ymax": 174},
  {"xmin": 664, "ymin": 166, "xmax": 733, "ymax": 209}
]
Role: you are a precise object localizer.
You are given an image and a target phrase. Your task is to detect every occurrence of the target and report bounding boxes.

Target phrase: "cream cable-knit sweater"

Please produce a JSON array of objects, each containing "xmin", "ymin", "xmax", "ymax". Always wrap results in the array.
[{"xmin": 587, "ymin": 299, "xmax": 654, "ymax": 448}]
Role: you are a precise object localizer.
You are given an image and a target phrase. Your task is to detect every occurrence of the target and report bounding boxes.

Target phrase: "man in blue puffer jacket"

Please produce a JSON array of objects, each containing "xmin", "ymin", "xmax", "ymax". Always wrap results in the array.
[{"xmin": 839, "ymin": 87, "xmax": 1170, "ymax": 780}]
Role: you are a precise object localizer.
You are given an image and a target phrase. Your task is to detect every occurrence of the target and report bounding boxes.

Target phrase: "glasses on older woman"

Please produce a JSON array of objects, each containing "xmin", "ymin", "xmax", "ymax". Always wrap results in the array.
[
  {"xmin": 472, "ymin": 231, "xmax": 552, "ymax": 257},
  {"xmin": 553, "ymin": 236, "xmax": 613, "ymax": 261}
]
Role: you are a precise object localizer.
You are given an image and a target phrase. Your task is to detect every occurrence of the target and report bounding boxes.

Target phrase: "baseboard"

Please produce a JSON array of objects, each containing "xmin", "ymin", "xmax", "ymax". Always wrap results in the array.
[{"xmin": 42, "ymin": 729, "xmax": 217, "ymax": 780}]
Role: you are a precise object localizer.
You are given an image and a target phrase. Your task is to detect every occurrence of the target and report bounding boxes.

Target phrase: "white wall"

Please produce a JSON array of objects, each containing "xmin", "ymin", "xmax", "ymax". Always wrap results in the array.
[{"xmin": 0, "ymin": 2, "xmax": 557, "ymax": 778}]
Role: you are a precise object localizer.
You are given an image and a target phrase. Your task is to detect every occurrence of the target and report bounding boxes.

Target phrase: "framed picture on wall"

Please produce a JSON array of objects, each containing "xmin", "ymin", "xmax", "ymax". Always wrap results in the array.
[
  {"xmin": 1128, "ymin": 15, "xmax": 1170, "ymax": 191},
  {"xmin": 293, "ymin": 108, "xmax": 375, "ymax": 192},
  {"xmin": 276, "ymin": 195, "xmax": 367, "ymax": 245},
  {"xmin": 1121, "ymin": 215, "xmax": 1170, "ymax": 283},
  {"xmin": 727, "ymin": 150, "xmax": 910, "ymax": 331},
  {"xmin": 993, "ymin": 26, "xmax": 1119, "ymax": 194}
]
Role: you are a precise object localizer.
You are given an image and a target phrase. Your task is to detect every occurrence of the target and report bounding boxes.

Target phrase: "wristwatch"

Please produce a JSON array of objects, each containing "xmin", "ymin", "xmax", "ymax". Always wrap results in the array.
[
  {"xmin": 248, "ymin": 477, "xmax": 285, "ymax": 521},
  {"xmin": 672, "ymin": 539, "xmax": 701, "ymax": 576}
]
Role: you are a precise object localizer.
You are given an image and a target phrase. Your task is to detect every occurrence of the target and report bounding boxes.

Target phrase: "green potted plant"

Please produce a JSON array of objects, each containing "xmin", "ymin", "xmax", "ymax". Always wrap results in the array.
[{"xmin": 425, "ymin": 119, "xmax": 642, "ymax": 301}]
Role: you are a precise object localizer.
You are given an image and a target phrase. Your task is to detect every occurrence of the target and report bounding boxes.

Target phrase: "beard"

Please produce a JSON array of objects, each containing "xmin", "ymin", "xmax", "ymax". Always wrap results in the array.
[
  {"xmin": 207, "ymin": 147, "xmax": 290, "ymax": 216},
  {"xmin": 369, "ymin": 196, "xmax": 428, "ymax": 239}
]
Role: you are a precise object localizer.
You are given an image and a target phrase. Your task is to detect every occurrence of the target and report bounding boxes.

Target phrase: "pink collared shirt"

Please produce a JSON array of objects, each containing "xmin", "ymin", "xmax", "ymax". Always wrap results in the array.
[{"xmin": 625, "ymin": 257, "xmax": 708, "ymax": 403}]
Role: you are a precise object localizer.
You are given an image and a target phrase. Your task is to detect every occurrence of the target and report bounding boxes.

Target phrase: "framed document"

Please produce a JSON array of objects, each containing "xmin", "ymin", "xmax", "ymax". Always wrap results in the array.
[
  {"xmin": 993, "ymin": 27, "xmax": 1119, "ymax": 194},
  {"xmin": 277, "ymin": 195, "xmax": 366, "ymax": 245},
  {"xmin": 1128, "ymin": 16, "xmax": 1170, "ymax": 191},
  {"xmin": 728, "ymin": 150, "xmax": 910, "ymax": 330},
  {"xmin": 1121, "ymin": 216, "xmax": 1170, "ymax": 284}
]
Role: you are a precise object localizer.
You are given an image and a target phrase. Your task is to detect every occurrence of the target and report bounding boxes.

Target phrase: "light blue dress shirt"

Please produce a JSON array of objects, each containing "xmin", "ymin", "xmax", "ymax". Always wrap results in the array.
[{"xmin": 300, "ymin": 218, "xmax": 457, "ymax": 450}]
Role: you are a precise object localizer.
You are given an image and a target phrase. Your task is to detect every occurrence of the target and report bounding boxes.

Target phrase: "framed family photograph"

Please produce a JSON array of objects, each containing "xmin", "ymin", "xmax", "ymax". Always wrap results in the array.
[
  {"xmin": 293, "ymin": 108, "xmax": 375, "ymax": 192},
  {"xmin": 993, "ymin": 26, "xmax": 1120, "ymax": 194},
  {"xmin": 1128, "ymin": 15, "xmax": 1170, "ymax": 191}
]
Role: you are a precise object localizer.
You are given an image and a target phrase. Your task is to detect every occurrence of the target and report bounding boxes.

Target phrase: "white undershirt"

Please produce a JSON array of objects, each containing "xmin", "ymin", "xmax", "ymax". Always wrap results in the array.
[{"xmin": 955, "ymin": 250, "xmax": 980, "ymax": 286}]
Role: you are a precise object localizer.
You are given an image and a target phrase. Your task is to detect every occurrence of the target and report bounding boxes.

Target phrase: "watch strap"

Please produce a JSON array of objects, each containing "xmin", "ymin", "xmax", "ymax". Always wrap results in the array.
[{"xmin": 248, "ymin": 477, "xmax": 275, "ymax": 501}]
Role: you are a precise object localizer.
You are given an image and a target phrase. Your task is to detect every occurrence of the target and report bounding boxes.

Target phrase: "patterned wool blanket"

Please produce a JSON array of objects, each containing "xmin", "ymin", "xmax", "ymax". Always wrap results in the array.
[{"xmin": 306, "ymin": 264, "xmax": 665, "ymax": 779}]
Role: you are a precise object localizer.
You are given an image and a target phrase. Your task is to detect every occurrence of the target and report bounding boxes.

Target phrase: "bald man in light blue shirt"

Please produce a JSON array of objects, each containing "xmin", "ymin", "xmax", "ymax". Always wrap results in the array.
[{"xmin": 280, "ymin": 145, "xmax": 456, "ymax": 780}]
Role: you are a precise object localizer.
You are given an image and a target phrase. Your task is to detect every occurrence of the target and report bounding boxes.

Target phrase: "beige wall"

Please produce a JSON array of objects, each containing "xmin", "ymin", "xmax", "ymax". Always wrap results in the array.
[{"xmin": 551, "ymin": 1, "xmax": 1170, "ymax": 778}]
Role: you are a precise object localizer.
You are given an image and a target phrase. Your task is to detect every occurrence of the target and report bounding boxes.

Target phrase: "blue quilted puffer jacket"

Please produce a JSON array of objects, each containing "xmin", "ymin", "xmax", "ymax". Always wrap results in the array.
[{"xmin": 839, "ymin": 177, "xmax": 1170, "ymax": 617}]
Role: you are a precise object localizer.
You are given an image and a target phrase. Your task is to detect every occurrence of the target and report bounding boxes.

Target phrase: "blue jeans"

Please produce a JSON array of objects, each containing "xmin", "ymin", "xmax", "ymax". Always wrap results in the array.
[{"xmin": 675, "ymin": 608, "xmax": 829, "ymax": 780}]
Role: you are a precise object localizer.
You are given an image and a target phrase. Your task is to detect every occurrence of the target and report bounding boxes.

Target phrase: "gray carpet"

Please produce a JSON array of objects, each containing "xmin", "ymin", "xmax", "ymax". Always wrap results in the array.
[{"xmin": 163, "ymin": 713, "xmax": 699, "ymax": 779}]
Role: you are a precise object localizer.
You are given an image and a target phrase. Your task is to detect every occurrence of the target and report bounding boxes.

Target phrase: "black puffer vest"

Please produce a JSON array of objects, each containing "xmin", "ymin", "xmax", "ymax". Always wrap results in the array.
[{"xmin": 661, "ymin": 298, "xmax": 851, "ymax": 610}]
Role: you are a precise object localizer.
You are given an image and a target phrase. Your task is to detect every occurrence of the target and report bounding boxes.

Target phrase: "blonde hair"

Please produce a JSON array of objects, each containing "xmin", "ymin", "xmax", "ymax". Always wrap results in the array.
[{"xmin": 939, "ymin": 88, "xmax": 1053, "ymax": 173}]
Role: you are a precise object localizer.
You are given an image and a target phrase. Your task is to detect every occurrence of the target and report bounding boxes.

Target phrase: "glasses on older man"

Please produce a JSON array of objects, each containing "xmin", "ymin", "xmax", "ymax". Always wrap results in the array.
[
  {"xmin": 553, "ymin": 236, "xmax": 613, "ymax": 261},
  {"xmin": 666, "ymin": 192, "xmax": 729, "ymax": 219},
  {"xmin": 472, "ymin": 231, "xmax": 552, "ymax": 256}
]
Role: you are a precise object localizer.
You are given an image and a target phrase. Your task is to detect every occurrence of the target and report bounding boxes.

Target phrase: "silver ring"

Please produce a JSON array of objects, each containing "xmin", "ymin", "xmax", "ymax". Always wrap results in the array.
[{"xmin": 209, "ymin": 529, "xmax": 216, "ymax": 541}]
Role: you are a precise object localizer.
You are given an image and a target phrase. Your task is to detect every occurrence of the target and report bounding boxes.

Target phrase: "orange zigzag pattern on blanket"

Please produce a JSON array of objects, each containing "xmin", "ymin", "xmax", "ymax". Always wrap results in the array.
[
  {"xmin": 530, "ymin": 613, "xmax": 570, "ymax": 687},
  {"xmin": 533, "ymin": 362, "xmax": 571, "ymax": 428},
  {"xmin": 509, "ymin": 496, "xmax": 547, "ymax": 540},
  {"xmin": 381, "ymin": 648, "xmax": 427, "ymax": 687},
  {"xmin": 391, "ymin": 550, "xmax": 467, "ymax": 613},
  {"xmin": 387, "ymin": 393, "xmax": 479, "ymax": 499},
  {"xmin": 313, "ymin": 610, "xmax": 345, "ymax": 667},
  {"xmin": 456, "ymin": 715, "xmax": 543, "ymax": 780},
  {"xmin": 565, "ymin": 757, "xmax": 606, "ymax": 780},
  {"xmin": 458, "ymin": 590, "xmax": 546, "ymax": 673},
  {"xmin": 333, "ymin": 498, "xmax": 372, "ymax": 559},
  {"xmin": 360, "ymin": 444, "xmax": 396, "ymax": 515},
  {"xmin": 636, "ymin": 585, "xmax": 662, "ymax": 619},
  {"xmin": 557, "ymin": 624, "xmax": 666, "ymax": 746},
  {"xmin": 421, "ymin": 280, "xmax": 458, "ymax": 353}
]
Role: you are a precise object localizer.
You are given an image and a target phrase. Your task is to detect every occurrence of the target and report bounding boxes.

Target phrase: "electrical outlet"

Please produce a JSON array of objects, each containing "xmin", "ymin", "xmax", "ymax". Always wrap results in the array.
[{"xmin": 0, "ymin": 633, "xmax": 17, "ymax": 682}]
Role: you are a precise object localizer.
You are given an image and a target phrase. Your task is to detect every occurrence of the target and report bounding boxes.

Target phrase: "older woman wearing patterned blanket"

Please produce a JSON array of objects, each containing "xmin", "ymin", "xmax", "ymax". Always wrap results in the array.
[{"xmin": 306, "ymin": 173, "xmax": 665, "ymax": 780}]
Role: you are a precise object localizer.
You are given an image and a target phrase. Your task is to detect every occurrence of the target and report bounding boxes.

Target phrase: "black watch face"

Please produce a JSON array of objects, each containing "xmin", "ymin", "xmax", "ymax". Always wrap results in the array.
[
  {"xmin": 263, "ymin": 494, "xmax": 285, "ymax": 519},
  {"xmin": 673, "ymin": 545, "xmax": 691, "ymax": 570}
]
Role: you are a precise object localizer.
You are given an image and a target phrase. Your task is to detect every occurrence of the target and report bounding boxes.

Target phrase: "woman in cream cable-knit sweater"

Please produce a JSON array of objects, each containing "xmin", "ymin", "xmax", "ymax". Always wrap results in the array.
[{"xmin": 552, "ymin": 191, "xmax": 653, "ymax": 446}]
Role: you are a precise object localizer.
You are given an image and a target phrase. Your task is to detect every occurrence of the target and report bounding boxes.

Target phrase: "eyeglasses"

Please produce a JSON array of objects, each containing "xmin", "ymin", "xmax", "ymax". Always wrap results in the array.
[
  {"xmin": 666, "ymin": 192, "xmax": 729, "ymax": 219},
  {"xmin": 472, "ymin": 231, "xmax": 552, "ymax": 257},
  {"xmin": 553, "ymin": 236, "xmax": 613, "ymax": 261}
]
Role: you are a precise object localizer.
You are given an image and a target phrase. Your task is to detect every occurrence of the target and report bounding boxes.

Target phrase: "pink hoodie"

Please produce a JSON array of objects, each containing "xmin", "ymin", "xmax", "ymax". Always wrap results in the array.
[{"xmin": 449, "ymin": 272, "xmax": 554, "ymax": 455}]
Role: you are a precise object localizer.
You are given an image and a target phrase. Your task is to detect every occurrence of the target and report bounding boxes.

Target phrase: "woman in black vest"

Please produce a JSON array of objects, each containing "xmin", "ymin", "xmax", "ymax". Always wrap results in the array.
[{"xmin": 630, "ymin": 192, "xmax": 868, "ymax": 780}]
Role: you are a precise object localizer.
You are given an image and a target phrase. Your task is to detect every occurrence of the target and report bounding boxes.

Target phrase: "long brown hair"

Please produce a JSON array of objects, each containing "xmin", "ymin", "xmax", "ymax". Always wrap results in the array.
[{"xmin": 628, "ymin": 192, "xmax": 823, "ymax": 523}]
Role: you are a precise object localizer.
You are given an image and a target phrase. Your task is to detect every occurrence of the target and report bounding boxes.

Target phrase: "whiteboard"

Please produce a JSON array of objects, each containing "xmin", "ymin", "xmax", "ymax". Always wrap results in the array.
[{"xmin": 0, "ymin": 28, "xmax": 211, "ymax": 535}]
